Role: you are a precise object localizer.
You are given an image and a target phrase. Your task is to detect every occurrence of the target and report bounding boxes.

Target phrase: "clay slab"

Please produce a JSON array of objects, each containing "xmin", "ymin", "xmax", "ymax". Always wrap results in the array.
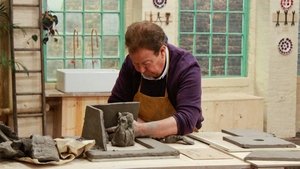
[
  {"xmin": 223, "ymin": 136, "xmax": 297, "ymax": 148},
  {"xmin": 244, "ymin": 150, "xmax": 300, "ymax": 161},
  {"xmin": 92, "ymin": 102, "xmax": 140, "ymax": 128},
  {"xmin": 222, "ymin": 129, "xmax": 275, "ymax": 137},
  {"xmin": 82, "ymin": 106, "xmax": 107, "ymax": 151},
  {"xmin": 85, "ymin": 138, "xmax": 180, "ymax": 161}
]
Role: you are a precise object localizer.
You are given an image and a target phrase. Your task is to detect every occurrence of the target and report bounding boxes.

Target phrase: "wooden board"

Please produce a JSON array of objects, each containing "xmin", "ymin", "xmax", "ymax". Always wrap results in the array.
[
  {"xmin": 189, "ymin": 132, "xmax": 300, "ymax": 153},
  {"xmin": 1, "ymin": 155, "xmax": 251, "ymax": 169},
  {"xmin": 179, "ymin": 148, "xmax": 233, "ymax": 160},
  {"xmin": 232, "ymin": 152, "xmax": 300, "ymax": 168}
]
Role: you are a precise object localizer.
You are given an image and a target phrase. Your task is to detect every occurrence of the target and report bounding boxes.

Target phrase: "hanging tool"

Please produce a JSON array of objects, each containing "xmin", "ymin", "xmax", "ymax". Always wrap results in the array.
[
  {"xmin": 291, "ymin": 11, "xmax": 295, "ymax": 26},
  {"xmin": 276, "ymin": 11, "xmax": 280, "ymax": 27}
]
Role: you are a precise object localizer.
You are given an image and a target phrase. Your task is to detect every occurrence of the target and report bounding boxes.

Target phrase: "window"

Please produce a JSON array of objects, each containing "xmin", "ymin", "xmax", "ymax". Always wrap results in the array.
[
  {"xmin": 43, "ymin": 0, "xmax": 125, "ymax": 82},
  {"xmin": 179, "ymin": 0, "xmax": 249, "ymax": 77}
]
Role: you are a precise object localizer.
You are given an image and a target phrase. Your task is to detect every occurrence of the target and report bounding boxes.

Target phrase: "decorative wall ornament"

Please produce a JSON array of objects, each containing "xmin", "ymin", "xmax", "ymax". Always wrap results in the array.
[
  {"xmin": 281, "ymin": 0, "xmax": 293, "ymax": 11},
  {"xmin": 278, "ymin": 38, "xmax": 293, "ymax": 55},
  {"xmin": 153, "ymin": 0, "xmax": 167, "ymax": 9}
]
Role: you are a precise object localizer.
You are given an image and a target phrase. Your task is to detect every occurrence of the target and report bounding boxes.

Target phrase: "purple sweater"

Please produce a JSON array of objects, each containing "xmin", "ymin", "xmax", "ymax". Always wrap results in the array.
[{"xmin": 108, "ymin": 44, "xmax": 203, "ymax": 135}]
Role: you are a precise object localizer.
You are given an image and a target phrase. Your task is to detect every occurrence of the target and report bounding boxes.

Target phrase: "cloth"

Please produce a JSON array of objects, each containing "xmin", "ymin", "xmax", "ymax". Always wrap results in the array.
[
  {"xmin": 108, "ymin": 44, "xmax": 203, "ymax": 135},
  {"xmin": 16, "ymin": 138, "xmax": 95, "ymax": 165}
]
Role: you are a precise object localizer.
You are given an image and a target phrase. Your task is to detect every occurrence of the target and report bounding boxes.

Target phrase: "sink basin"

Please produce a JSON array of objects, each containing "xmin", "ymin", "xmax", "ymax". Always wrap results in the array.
[{"xmin": 56, "ymin": 69, "xmax": 119, "ymax": 93}]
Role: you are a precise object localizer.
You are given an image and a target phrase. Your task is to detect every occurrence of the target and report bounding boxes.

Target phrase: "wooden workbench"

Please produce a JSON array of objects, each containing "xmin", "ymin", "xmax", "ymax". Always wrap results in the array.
[
  {"xmin": 3, "ymin": 132, "xmax": 300, "ymax": 168},
  {"xmin": 1, "ymin": 137, "xmax": 250, "ymax": 169}
]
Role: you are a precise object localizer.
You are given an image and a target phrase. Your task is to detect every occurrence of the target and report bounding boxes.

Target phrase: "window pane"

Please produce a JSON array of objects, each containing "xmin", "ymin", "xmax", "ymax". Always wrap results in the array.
[
  {"xmin": 85, "ymin": 13, "xmax": 101, "ymax": 34},
  {"xmin": 196, "ymin": 56, "xmax": 209, "ymax": 76},
  {"xmin": 213, "ymin": 13, "xmax": 226, "ymax": 33},
  {"xmin": 103, "ymin": 0, "xmax": 119, "ymax": 11},
  {"xmin": 229, "ymin": 13, "xmax": 242, "ymax": 33},
  {"xmin": 196, "ymin": 0, "xmax": 210, "ymax": 10},
  {"xmin": 212, "ymin": 34, "xmax": 226, "ymax": 54},
  {"xmin": 46, "ymin": 36, "xmax": 64, "ymax": 58},
  {"xmin": 212, "ymin": 56, "xmax": 225, "ymax": 76},
  {"xmin": 195, "ymin": 35, "xmax": 209, "ymax": 54},
  {"xmin": 85, "ymin": 0, "xmax": 101, "ymax": 11},
  {"xmin": 196, "ymin": 13, "xmax": 210, "ymax": 32},
  {"xmin": 84, "ymin": 36, "xmax": 101, "ymax": 58},
  {"xmin": 66, "ymin": 59, "xmax": 83, "ymax": 69},
  {"xmin": 181, "ymin": 0, "xmax": 194, "ymax": 10},
  {"xmin": 227, "ymin": 56, "xmax": 241, "ymax": 76},
  {"xmin": 47, "ymin": 0, "xmax": 64, "ymax": 11},
  {"xmin": 85, "ymin": 59, "xmax": 101, "ymax": 69},
  {"xmin": 103, "ymin": 36, "xmax": 118, "ymax": 57},
  {"xmin": 179, "ymin": 34, "xmax": 193, "ymax": 53},
  {"xmin": 102, "ymin": 58, "xmax": 119, "ymax": 69},
  {"xmin": 180, "ymin": 12, "xmax": 194, "ymax": 32},
  {"xmin": 229, "ymin": 0, "xmax": 243, "ymax": 11},
  {"xmin": 47, "ymin": 60, "xmax": 63, "ymax": 81},
  {"xmin": 65, "ymin": 0, "xmax": 82, "ymax": 11},
  {"xmin": 103, "ymin": 14, "xmax": 119, "ymax": 34},
  {"xmin": 66, "ymin": 13, "xmax": 82, "ymax": 34},
  {"xmin": 65, "ymin": 36, "xmax": 82, "ymax": 58},
  {"xmin": 213, "ymin": 0, "xmax": 226, "ymax": 10},
  {"xmin": 228, "ymin": 35, "xmax": 242, "ymax": 54}
]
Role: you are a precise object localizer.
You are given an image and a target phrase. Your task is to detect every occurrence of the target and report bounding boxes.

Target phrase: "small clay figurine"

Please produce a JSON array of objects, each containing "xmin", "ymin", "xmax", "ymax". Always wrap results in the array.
[{"xmin": 111, "ymin": 112, "xmax": 135, "ymax": 147}]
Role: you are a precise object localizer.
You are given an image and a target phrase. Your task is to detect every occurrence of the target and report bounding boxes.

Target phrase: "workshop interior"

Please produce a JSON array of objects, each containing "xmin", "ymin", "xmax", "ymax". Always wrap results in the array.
[{"xmin": 1, "ymin": 0, "xmax": 300, "ymax": 168}]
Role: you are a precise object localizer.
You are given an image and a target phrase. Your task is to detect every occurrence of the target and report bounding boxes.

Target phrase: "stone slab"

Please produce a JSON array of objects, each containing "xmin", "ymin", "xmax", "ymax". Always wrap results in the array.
[
  {"xmin": 244, "ymin": 150, "xmax": 300, "ymax": 161},
  {"xmin": 221, "ymin": 129, "xmax": 275, "ymax": 137},
  {"xmin": 223, "ymin": 136, "xmax": 297, "ymax": 148}
]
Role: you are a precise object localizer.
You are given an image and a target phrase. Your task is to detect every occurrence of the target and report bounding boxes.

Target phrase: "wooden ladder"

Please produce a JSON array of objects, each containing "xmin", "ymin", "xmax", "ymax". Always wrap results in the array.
[{"xmin": 9, "ymin": 0, "xmax": 46, "ymax": 136}]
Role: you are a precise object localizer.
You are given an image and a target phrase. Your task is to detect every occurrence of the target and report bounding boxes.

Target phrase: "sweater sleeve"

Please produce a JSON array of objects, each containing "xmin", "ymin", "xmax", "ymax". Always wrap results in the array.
[
  {"xmin": 169, "ymin": 52, "xmax": 203, "ymax": 135},
  {"xmin": 108, "ymin": 56, "xmax": 139, "ymax": 103}
]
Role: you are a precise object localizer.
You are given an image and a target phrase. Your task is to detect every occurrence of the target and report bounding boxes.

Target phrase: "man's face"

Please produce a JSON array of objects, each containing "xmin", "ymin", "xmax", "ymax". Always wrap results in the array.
[{"xmin": 129, "ymin": 46, "xmax": 166, "ymax": 78}]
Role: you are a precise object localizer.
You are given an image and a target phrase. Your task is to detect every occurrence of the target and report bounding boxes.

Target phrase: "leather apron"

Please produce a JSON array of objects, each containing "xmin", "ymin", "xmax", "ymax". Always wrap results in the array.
[{"xmin": 133, "ymin": 81, "xmax": 176, "ymax": 122}]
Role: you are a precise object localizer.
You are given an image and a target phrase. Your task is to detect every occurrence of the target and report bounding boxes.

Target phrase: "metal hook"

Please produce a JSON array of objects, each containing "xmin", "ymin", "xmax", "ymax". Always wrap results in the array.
[
  {"xmin": 91, "ymin": 28, "xmax": 99, "ymax": 69},
  {"xmin": 73, "ymin": 28, "xmax": 79, "ymax": 68}
]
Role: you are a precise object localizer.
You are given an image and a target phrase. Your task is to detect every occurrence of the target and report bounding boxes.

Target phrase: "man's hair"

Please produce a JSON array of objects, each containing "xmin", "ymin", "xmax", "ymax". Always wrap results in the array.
[{"xmin": 125, "ymin": 21, "xmax": 167, "ymax": 55}]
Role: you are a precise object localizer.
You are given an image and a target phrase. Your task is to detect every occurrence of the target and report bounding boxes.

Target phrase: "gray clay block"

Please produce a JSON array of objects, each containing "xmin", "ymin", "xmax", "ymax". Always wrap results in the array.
[{"xmin": 31, "ymin": 135, "xmax": 60, "ymax": 162}]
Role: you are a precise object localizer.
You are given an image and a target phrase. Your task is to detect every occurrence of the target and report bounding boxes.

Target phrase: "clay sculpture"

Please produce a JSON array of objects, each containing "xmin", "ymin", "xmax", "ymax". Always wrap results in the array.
[{"xmin": 111, "ymin": 112, "xmax": 135, "ymax": 147}]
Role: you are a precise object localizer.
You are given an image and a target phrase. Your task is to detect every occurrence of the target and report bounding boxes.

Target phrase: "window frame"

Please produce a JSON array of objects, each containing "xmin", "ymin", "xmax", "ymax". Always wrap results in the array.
[{"xmin": 178, "ymin": 0, "xmax": 250, "ymax": 78}]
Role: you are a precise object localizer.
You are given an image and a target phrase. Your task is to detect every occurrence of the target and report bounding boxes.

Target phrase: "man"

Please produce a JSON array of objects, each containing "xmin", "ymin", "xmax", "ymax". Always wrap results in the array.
[{"xmin": 108, "ymin": 21, "xmax": 203, "ymax": 138}]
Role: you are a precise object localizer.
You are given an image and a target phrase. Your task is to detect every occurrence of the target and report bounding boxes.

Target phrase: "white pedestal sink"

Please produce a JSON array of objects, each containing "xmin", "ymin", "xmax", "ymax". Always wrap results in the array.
[{"xmin": 56, "ymin": 69, "xmax": 119, "ymax": 93}]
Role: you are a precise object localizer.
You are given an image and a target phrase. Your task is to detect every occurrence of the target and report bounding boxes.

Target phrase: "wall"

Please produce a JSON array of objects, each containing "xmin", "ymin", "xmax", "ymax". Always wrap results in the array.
[{"xmin": 254, "ymin": 0, "xmax": 298, "ymax": 137}]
